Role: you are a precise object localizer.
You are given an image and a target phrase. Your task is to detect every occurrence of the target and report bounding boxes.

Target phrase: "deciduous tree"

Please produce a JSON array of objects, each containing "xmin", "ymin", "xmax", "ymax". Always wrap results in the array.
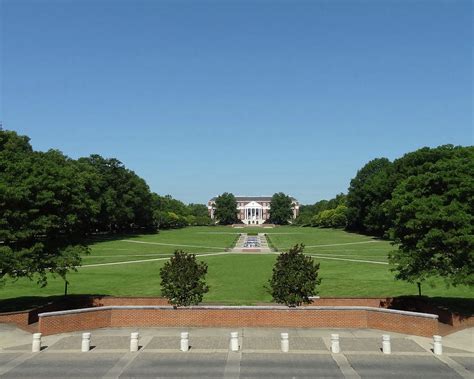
[
  {"xmin": 214, "ymin": 192, "xmax": 238, "ymax": 225},
  {"xmin": 269, "ymin": 192, "xmax": 293, "ymax": 225},
  {"xmin": 160, "ymin": 250, "xmax": 209, "ymax": 307},
  {"xmin": 0, "ymin": 131, "xmax": 93, "ymax": 286},
  {"xmin": 388, "ymin": 148, "xmax": 474, "ymax": 288},
  {"xmin": 346, "ymin": 158, "xmax": 393, "ymax": 236},
  {"xmin": 269, "ymin": 244, "xmax": 321, "ymax": 307}
]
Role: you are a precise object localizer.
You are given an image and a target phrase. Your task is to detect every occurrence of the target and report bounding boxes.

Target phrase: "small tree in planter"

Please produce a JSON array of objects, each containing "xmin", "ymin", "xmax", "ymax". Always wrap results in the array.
[
  {"xmin": 269, "ymin": 244, "xmax": 321, "ymax": 307},
  {"xmin": 160, "ymin": 250, "xmax": 209, "ymax": 307}
]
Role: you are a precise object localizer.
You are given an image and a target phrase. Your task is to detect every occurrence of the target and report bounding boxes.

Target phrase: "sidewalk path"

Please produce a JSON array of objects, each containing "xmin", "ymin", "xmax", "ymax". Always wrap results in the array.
[{"xmin": 1, "ymin": 326, "xmax": 472, "ymax": 378}]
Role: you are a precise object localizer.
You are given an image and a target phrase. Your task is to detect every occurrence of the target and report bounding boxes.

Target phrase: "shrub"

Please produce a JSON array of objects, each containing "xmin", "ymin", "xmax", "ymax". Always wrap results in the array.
[
  {"xmin": 160, "ymin": 250, "xmax": 209, "ymax": 307},
  {"xmin": 268, "ymin": 244, "xmax": 321, "ymax": 306}
]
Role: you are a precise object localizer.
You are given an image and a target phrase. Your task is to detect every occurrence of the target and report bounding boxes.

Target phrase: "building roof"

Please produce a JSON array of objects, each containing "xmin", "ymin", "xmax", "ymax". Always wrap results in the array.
[{"xmin": 210, "ymin": 195, "xmax": 297, "ymax": 202}]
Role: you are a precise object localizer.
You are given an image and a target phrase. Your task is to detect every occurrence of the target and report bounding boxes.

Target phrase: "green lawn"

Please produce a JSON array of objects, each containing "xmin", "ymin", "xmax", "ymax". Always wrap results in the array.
[{"xmin": 1, "ymin": 226, "xmax": 472, "ymax": 307}]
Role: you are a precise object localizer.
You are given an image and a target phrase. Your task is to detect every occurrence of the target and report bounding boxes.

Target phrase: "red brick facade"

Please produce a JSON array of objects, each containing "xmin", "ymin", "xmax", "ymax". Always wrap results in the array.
[
  {"xmin": 38, "ymin": 305, "xmax": 439, "ymax": 337},
  {"xmin": 0, "ymin": 311, "xmax": 31, "ymax": 329},
  {"xmin": 4, "ymin": 296, "xmax": 472, "ymax": 337}
]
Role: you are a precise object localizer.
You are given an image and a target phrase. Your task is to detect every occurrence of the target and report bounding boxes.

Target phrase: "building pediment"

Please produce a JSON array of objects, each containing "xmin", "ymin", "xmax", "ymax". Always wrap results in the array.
[{"xmin": 245, "ymin": 201, "xmax": 263, "ymax": 208}]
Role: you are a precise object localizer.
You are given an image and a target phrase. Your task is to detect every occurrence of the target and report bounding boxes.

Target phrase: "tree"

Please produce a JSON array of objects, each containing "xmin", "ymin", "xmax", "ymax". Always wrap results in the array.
[
  {"xmin": 388, "ymin": 148, "xmax": 474, "ymax": 288},
  {"xmin": 269, "ymin": 192, "xmax": 293, "ymax": 225},
  {"xmin": 214, "ymin": 192, "xmax": 238, "ymax": 225},
  {"xmin": 346, "ymin": 145, "xmax": 468, "ymax": 237},
  {"xmin": 0, "ymin": 131, "xmax": 93, "ymax": 286},
  {"xmin": 311, "ymin": 205, "xmax": 348, "ymax": 228},
  {"xmin": 160, "ymin": 250, "xmax": 209, "ymax": 307},
  {"xmin": 187, "ymin": 203, "xmax": 211, "ymax": 225},
  {"xmin": 78, "ymin": 154, "xmax": 154, "ymax": 232},
  {"xmin": 295, "ymin": 194, "xmax": 347, "ymax": 226},
  {"xmin": 187, "ymin": 203, "xmax": 209, "ymax": 218},
  {"xmin": 269, "ymin": 244, "xmax": 321, "ymax": 306},
  {"xmin": 346, "ymin": 158, "xmax": 393, "ymax": 236}
]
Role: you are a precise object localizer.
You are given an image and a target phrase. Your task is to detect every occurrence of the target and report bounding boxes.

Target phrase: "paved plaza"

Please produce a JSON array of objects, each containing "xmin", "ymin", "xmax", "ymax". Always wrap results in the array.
[{"xmin": 0, "ymin": 325, "xmax": 472, "ymax": 378}]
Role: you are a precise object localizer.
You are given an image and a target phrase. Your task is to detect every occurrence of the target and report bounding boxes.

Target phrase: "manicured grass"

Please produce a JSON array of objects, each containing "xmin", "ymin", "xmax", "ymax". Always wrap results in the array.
[{"xmin": 1, "ymin": 226, "xmax": 472, "ymax": 307}]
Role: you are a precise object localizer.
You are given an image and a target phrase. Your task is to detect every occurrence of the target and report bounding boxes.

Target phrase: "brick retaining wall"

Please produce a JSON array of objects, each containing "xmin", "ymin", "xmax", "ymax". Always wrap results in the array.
[
  {"xmin": 0, "ymin": 311, "xmax": 31, "ymax": 327},
  {"xmin": 38, "ymin": 306, "xmax": 439, "ymax": 337}
]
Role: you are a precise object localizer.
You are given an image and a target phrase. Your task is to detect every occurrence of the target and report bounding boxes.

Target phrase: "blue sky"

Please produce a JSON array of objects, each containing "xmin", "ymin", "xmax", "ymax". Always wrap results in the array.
[{"xmin": 2, "ymin": 0, "xmax": 472, "ymax": 204}]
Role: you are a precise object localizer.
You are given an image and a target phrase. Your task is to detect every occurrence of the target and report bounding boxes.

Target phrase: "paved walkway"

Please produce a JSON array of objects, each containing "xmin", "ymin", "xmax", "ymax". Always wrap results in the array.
[
  {"xmin": 0, "ymin": 325, "xmax": 472, "ymax": 378},
  {"xmin": 231, "ymin": 233, "xmax": 271, "ymax": 253}
]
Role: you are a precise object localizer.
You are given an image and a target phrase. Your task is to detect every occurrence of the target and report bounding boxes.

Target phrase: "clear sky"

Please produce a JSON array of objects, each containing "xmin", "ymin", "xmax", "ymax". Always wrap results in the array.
[{"xmin": 1, "ymin": 0, "xmax": 472, "ymax": 204}]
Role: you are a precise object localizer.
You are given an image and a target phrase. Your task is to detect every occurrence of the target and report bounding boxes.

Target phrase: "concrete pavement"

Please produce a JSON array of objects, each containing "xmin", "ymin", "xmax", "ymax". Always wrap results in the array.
[{"xmin": 0, "ymin": 326, "xmax": 472, "ymax": 378}]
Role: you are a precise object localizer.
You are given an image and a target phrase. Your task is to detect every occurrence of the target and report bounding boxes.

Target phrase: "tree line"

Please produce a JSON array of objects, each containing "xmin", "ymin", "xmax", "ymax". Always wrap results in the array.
[
  {"xmin": 295, "ymin": 144, "xmax": 473, "ymax": 288},
  {"xmin": 0, "ymin": 129, "xmax": 210, "ymax": 286},
  {"xmin": 346, "ymin": 145, "xmax": 473, "ymax": 288},
  {"xmin": 295, "ymin": 193, "xmax": 348, "ymax": 228}
]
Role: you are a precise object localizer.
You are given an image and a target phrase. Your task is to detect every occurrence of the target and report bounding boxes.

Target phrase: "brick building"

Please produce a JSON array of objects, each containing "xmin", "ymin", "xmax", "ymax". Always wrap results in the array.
[{"xmin": 208, "ymin": 196, "xmax": 299, "ymax": 225}]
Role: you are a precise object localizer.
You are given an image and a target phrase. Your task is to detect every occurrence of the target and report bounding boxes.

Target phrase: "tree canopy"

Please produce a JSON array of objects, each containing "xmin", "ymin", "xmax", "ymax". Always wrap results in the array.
[
  {"xmin": 214, "ymin": 192, "xmax": 238, "ymax": 225},
  {"xmin": 295, "ymin": 193, "xmax": 347, "ymax": 227},
  {"xmin": 388, "ymin": 147, "xmax": 474, "ymax": 287},
  {"xmin": 1, "ymin": 131, "xmax": 91, "ymax": 285},
  {"xmin": 268, "ymin": 244, "xmax": 321, "ymax": 306},
  {"xmin": 269, "ymin": 192, "xmax": 293, "ymax": 225},
  {"xmin": 151, "ymin": 195, "xmax": 211, "ymax": 229},
  {"xmin": 345, "ymin": 145, "xmax": 471, "ymax": 238},
  {"xmin": 295, "ymin": 144, "xmax": 472, "ymax": 288},
  {"xmin": 78, "ymin": 154, "xmax": 155, "ymax": 233},
  {"xmin": 0, "ymin": 129, "xmax": 210, "ymax": 286},
  {"xmin": 346, "ymin": 158, "xmax": 393, "ymax": 236},
  {"xmin": 159, "ymin": 250, "xmax": 209, "ymax": 307}
]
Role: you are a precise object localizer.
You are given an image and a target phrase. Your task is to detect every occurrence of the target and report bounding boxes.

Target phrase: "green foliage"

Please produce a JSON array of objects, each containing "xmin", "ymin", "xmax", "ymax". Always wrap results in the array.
[
  {"xmin": 346, "ymin": 158, "xmax": 393, "ymax": 236},
  {"xmin": 154, "ymin": 211, "xmax": 188, "ymax": 229},
  {"xmin": 151, "ymin": 195, "xmax": 211, "ymax": 229},
  {"xmin": 186, "ymin": 203, "xmax": 212, "ymax": 225},
  {"xmin": 0, "ymin": 131, "xmax": 92, "ymax": 286},
  {"xmin": 0, "ymin": 129, "xmax": 208, "ymax": 287},
  {"xmin": 295, "ymin": 193, "xmax": 346, "ymax": 227},
  {"xmin": 78, "ymin": 154, "xmax": 155, "ymax": 232},
  {"xmin": 346, "ymin": 145, "xmax": 470, "ymax": 237},
  {"xmin": 214, "ymin": 192, "xmax": 238, "ymax": 225},
  {"xmin": 159, "ymin": 250, "xmax": 209, "ymax": 306},
  {"xmin": 269, "ymin": 192, "xmax": 293, "ymax": 225},
  {"xmin": 187, "ymin": 203, "xmax": 210, "ymax": 218},
  {"xmin": 311, "ymin": 205, "xmax": 348, "ymax": 228},
  {"xmin": 268, "ymin": 244, "xmax": 321, "ymax": 306},
  {"xmin": 388, "ymin": 148, "xmax": 474, "ymax": 287}
]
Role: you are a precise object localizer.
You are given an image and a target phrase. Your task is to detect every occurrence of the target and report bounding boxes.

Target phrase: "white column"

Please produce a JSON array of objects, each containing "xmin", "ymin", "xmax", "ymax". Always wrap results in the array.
[
  {"xmin": 180, "ymin": 332, "xmax": 189, "ymax": 352},
  {"xmin": 81, "ymin": 332, "xmax": 91, "ymax": 352},
  {"xmin": 281, "ymin": 333, "xmax": 289, "ymax": 352},
  {"xmin": 130, "ymin": 332, "xmax": 139, "ymax": 352},
  {"xmin": 32, "ymin": 333, "xmax": 42, "ymax": 352},
  {"xmin": 230, "ymin": 332, "xmax": 239, "ymax": 351},
  {"xmin": 330, "ymin": 334, "xmax": 340, "ymax": 353},
  {"xmin": 433, "ymin": 335, "xmax": 442, "ymax": 355},
  {"xmin": 382, "ymin": 335, "xmax": 391, "ymax": 354}
]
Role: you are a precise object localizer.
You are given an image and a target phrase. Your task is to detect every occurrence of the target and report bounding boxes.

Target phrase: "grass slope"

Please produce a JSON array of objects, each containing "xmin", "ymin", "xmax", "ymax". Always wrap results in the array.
[{"xmin": 0, "ymin": 226, "xmax": 472, "ymax": 306}]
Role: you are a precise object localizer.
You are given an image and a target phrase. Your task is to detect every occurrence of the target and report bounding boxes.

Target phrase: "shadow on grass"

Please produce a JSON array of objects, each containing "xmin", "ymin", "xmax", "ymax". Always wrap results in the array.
[
  {"xmin": 386, "ymin": 296, "xmax": 474, "ymax": 322},
  {"xmin": 0, "ymin": 294, "xmax": 108, "ymax": 317},
  {"xmin": 84, "ymin": 230, "xmax": 159, "ymax": 248}
]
